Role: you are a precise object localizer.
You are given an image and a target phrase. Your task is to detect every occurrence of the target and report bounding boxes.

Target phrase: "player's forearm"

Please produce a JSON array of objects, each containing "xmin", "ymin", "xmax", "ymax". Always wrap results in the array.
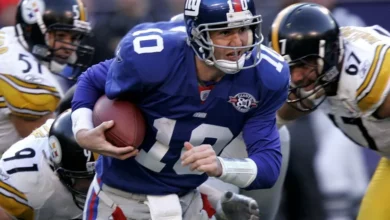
[
  {"xmin": 245, "ymin": 147, "xmax": 281, "ymax": 190},
  {"xmin": 10, "ymin": 113, "xmax": 54, "ymax": 137},
  {"xmin": 71, "ymin": 60, "xmax": 112, "ymax": 136},
  {"xmin": 216, "ymin": 145, "xmax": 281, "ymax": 190},
  {"xmin": 217, "ymin": 141, "xmax": 282, "ymax": 190},
  {"xmin": 0, "ymin": 210, "xmax": 14, "ymax": 220}
]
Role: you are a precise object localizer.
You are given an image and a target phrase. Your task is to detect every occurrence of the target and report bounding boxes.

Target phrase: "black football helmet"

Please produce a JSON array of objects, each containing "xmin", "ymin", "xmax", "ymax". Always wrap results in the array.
[
  {"xmin": 48, "ymin": 110, "xmax": 97, "ymax": 209},
  {"xmin": 268, "ymin": 3, "xmax": 344, "ymax": 111},
  {"xmin": 15, "ymin": 0, "xmax": 94, "ymax": 79}
]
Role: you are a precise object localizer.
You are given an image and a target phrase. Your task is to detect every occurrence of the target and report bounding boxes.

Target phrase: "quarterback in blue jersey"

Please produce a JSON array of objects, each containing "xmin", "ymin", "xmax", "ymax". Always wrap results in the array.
[{"xmin": 71, "ymin": 0, "xmax": 289, "ymax": 219}]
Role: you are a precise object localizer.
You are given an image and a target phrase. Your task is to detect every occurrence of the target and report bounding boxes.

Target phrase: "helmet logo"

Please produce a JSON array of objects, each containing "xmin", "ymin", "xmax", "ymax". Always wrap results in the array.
[
  {"xmin": 184, "ymin": 0, "xmax": 201, "ymax": 16},
  {"xmin": 228, "ymin": 0, "xmax": 249, "ymax": 12},
  {"xmin": 21, "ymin": 0, "xmax": 45, "ymax": 25},
  {"xmin": 49, "ymin": 135, "xmax": 62, "ymax": 164}
]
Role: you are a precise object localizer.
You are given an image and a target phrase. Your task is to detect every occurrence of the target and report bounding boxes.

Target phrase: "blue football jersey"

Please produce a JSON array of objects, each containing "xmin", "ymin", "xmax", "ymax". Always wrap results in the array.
[{"xmin": 72, "ymin": 21, "xmax": 290, "ymax": 195}]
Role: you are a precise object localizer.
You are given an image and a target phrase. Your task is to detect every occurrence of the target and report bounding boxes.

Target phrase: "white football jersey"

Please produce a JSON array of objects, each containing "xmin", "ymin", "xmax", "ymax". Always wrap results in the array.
[
  {"xmin": 0, "ymin": 119, "xmax": 82, "ymax": 220},
  {"xmin": 320, "ymin": 25, "xmax": 390, "ymax": 157},
  {"xmin": 0, "ymin": 26, "xmax": 64, "ymax": 153}
]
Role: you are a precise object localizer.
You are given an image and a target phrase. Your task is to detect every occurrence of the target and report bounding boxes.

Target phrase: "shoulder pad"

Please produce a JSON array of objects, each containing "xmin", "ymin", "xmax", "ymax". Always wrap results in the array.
[
  {"xmin": 130, "ymin": 21, "xmax": 186, "ymax": 33},
  {"xmin": 0, "ymin": 27, "xmax": 16, "ymax": 56},
  {"xmin": 30, "ymin": 119, "xmax": 54, "ymax": 138},
  {"xmin": 0, "ymin": 51, "xmax": 61, "ymax": 118},
  {"xmin": 337, "ymin": 27, "xmax": 390, "ymax": 115},
  {"xmin": 115, "ymin": 26, "xmax": 187, "ymax": 86},
  {"xmin": 255, "ymin": 45, "xmax": 290, "ymax": 91}
]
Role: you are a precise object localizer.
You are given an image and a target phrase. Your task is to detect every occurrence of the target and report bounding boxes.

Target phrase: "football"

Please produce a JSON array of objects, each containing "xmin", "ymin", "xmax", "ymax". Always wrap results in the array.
[{"xmin": 92, "ymin": 95, "xmax": 146, "ymax": 148}]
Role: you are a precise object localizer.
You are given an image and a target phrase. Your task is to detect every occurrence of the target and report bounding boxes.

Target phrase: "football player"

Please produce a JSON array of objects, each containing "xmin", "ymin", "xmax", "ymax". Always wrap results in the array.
[
  {"xmin": 269, "ymin": 3, "xmax": 390, "ymax": 220},
  {"xmin": 71, "ymin": 0, "xmax": 290, "ymax": 219},
  {"xmin": 0, "ymin": 0, "xmax": 93, "ymax": 154},
  {"xmin": 0, "ymin": 110, "xmax": 97, "ymax": 219},
  {"xmin": 169, "ymin": 12, "xmax": 291, "ymax": 220}
]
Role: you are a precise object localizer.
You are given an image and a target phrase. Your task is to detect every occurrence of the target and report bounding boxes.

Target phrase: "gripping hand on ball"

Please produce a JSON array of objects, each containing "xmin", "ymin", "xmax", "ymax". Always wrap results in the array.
[{"xmin": 75, "ymin": 120, "xmax": 138, "ymax": 160}]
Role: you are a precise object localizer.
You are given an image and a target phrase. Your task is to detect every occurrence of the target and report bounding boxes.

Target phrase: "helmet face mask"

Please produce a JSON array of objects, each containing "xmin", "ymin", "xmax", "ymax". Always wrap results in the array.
[
  {"xmin": 184, "ymin": 0, "xmax": 263, "ymax": 74},
  {"xmin": 41, "ymin": 28, "xmax": 94, "ymax": 79},
  {"xmin": 287, "ymin": 55, "xmax": 328, "ymax": 111},
  {"xmin": 15, "ymin": 0, "xmax": 94, "ymax": 78},
  {"xmin": 56, "ymin": 167, "xmax": 95, "ymax": 209}
]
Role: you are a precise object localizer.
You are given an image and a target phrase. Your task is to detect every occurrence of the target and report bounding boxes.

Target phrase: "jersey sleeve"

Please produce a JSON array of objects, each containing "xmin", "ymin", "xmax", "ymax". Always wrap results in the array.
[
  {"xmin": 242, "ymin": 59, "xmax": 290, "ymax": 190},
  {"xmin": 105, "ymin": 29, "xmax": 186, "ymax": 99},
  {"xmin": 0, "ymin": 73, "xmax": 61, "ymax": 119},
  {"xmin": 71, "ymin": 59, "xmax": 113, "ymax": 111},
  {"xmin": 105, "ymin": 38, "xmax": 145, "ymax": 99},
  {"xmin": 0, "ymin": 28, "xmax": 60, "ymax": 119},
  {"xmin": 0, "ymin": 135, "xmax": 52, "ymax": 220},
  {"xmin": 0, "ymin": 180, "xmax": 34, "ymax": 220},
  {"xmin": 355, "ymin": 44, "xmax": 390, "ymax": 115}
]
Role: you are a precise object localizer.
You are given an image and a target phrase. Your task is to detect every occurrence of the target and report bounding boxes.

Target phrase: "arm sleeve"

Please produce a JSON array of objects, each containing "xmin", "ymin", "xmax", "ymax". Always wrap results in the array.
[
  {"xmin": 0, "ymin": 181, "xmax": 34, "ymax": 220},
  {"xmin": 71, "ymin": 59, "xmax": 113, "ymax": 111},
  {"xmin": 104, "ymin": 39, "xmax": 145, "ymax": 100},
  {"xmin": 243, "ymin": 64, "xmax": 290, "ymax": 190},
  {"xmin": 0, "ymin": 74, "xmax": 60, "ymax": 119}
]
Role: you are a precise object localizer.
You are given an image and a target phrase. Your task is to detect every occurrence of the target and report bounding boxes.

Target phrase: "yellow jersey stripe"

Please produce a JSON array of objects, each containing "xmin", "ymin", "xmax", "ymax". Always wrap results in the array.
[
  {"xmin": 0, "ymin": 80, "xmax": 60, "ymax": 115},
  {"xmin": 356, "ymin": 44, "xmax": 385, "ymax": 98},
  {"xmin": 5, "ymin": 100, "xmax": 55, "ymax": 116},
  {"xmin": 357, "ymin": 46, "xmax": 390, "ymax": 112},
  {"xmin": 0, "ymin": 193, "xmax": 34, "ymax": 219},
  {"xmin": 77, "ymin": 0, "xmax": 87, "ymax": 21},
  {"xmin": 0, "ymin": 96, "xmax": 5, "ymax": 108},
  {"xmin": 2, "ymin": 74, "xmax": 59, "ymax": 93},
  {"xmin": 0, "ymin": 47, "xmax": 8, "ymax": 55},
  {"xmin": 0, "ymin": 181, "xmax": 27, "ymax": 201}
]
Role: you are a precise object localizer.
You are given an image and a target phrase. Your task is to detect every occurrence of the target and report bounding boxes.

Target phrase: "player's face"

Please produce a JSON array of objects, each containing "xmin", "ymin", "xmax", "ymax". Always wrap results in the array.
[
  {"xmin": 209, "ymin": 26, "xmax": 250, "ymax": 62},
  {"xmin": 290, "ymin": 59, "xmax": 319, "ymax": 91},
  {"xmin": 47, "ymin": 31, "xmax": 80, "ymax": 63}
]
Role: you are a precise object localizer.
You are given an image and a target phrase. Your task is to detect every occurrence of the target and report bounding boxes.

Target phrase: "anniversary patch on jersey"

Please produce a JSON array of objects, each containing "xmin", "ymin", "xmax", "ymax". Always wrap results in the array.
[{"xmin": 228, "ymin": 92, "xmax": 258, "ymax": 113}]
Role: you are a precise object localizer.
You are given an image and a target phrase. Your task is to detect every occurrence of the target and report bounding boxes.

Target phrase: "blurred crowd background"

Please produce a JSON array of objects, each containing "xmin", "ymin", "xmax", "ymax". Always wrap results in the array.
[{"xmin": 1, "ymin": 0, "xmax": 389, "ymax": 219}]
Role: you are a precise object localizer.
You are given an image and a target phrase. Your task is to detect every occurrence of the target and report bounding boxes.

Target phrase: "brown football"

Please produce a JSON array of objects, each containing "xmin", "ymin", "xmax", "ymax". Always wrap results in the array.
[{"xmin": 92, "ymin": 95, "xmax": 146, "ymax": 148}]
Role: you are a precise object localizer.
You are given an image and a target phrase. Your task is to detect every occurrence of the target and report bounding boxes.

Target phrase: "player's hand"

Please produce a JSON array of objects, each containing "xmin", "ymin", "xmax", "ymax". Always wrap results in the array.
[
  {"xmin": 75, "ymin": 120, "xmax": 138, "ymax": 160},
  {"xmin": 215, "ymin": 191, "xmax": 260, "ymax": 220},
  {"xmin": 181, "ymin": 142, "xmax": 222, "ymax": 177}
]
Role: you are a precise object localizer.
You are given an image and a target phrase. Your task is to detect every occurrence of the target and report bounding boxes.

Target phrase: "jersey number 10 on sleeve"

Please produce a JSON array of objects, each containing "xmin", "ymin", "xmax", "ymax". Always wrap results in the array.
[
  {"xmin": 132, "ymin": 28, "xmax": 165, "ymax": 54},
  {"xmin": 131, "ymin": 27, "xmax": 187, "ymax": 54}
]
